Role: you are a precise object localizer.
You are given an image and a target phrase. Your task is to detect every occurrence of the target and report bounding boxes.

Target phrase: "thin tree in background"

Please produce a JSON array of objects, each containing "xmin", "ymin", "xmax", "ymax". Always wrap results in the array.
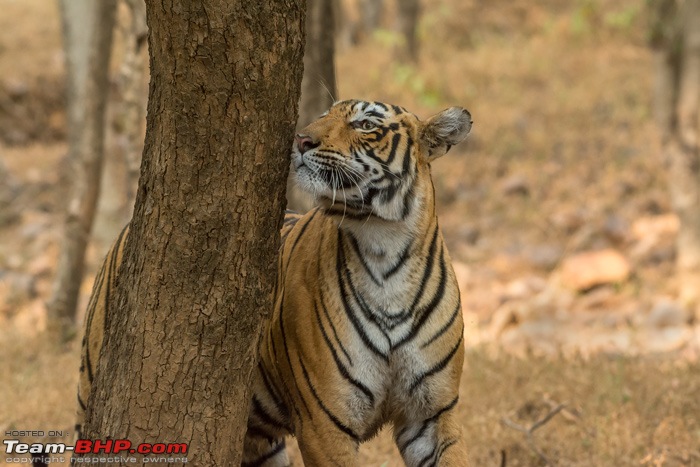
[
  {"xmin": 360, "ymin": 0, "xmax": 384, "ymax": 36},
  {"xmin": 100, "ymin": 0, "xmax": 148, "ymax": 227},
  {"xmin": 97, "ymin": 0, "xmax": 148, "ymax": 234},
  {"xmin": 48, "ymin": 0, "xmax": 116, "ymax": 338},
  {"xmin": 650, "ymin": 0, "xmax": 700, "ymax": 321},
  {"xmin": 82, "ymin": 2, "xmax": 305, "ymax": 465},
  {"xmin": 115, "ymin": 0, "xmax": 148, "ymax": 207},
  {"xmin": 287, "ymin": 0, "xmax": 337, "ymax": 212},
  {"xmin": 396, "ymin": 0, "xmax": 420, "ymax": 62}
]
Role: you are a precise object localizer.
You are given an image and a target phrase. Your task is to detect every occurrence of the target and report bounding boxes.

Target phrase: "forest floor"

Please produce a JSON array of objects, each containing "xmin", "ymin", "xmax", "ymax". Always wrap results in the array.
[{"xmin": 1, "ymin": 0, "xmax": 699, "ymax": 465}]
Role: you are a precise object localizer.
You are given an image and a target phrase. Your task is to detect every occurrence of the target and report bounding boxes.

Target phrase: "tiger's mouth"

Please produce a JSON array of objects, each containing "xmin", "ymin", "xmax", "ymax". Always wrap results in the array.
[{"xmin": 291, "ymin": 146, "xmax": 371, "ymax": 204}]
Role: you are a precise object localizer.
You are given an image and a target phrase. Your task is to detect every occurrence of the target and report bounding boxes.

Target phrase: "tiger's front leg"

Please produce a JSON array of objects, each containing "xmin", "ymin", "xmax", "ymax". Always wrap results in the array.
[
  {"xmin": 394, "ymin": 407, "xmax": 469, "ymax": 467},
  {"xmin": 294, "ymin": 416, "xmax": 360, "ymax": 467},
  {"xmin": 241, "ymin": 435, "xmax": 290, "ymax": 467}
]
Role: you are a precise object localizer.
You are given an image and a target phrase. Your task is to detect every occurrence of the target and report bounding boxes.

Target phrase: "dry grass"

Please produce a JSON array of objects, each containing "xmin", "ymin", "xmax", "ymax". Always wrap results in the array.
[{"xmin": 2, "ymin": 337, "xmax": 699, "ymax": 466}]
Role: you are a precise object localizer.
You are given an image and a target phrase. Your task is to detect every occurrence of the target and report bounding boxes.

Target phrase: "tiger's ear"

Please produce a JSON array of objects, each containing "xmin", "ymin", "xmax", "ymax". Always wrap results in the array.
[{"xmin": 421, "ymin": 107, "xmax": 472, "ymax": 161}]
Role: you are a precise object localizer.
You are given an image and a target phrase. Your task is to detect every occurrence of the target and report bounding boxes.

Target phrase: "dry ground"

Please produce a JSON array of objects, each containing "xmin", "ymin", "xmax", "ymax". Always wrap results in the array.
[{"xmin": 1, "ymin": 0, "xmax": 699, "ymax": 465}]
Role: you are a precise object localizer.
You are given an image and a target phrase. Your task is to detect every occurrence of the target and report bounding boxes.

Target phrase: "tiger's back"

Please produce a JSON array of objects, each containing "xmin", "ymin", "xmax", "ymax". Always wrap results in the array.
[{"xmin": 76, "ymin": 225, "xmax": 129, "ymax": 436}]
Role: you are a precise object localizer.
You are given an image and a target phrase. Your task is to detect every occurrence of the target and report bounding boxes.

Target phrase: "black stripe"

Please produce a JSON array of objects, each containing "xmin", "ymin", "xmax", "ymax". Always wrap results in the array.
[
  {"xmin": 348, "ymin": 233, "xmax": 381, "ymax": 286},
  {"xmin": 287, "ymin": 209, "xmax": 319, "ymax": 262},
  {"xmin": 241, "ymin": 440, "xmax": 286, "ymax": 467},
  {"xmin": 324, "ymin": 208, "xmax": 376, "ymax": 221},
  {"xmin": 383, "ymin": 241, "xmax": 412, "ymax": 280},
  {"xmin": 268, "ymin": 316, "xmax": 303, "ymax": 421},
  {"xmin": 399, "ymin": 397, "xmax": 459, "ymax": 452},
  {"xmin": 400, "ymin": 135, "xmax": 413, "ymax": 176},
  {"xmin": 319, "ymin": 290, "xmax": 353, "ymax": 365},
  {"xmin": 85, "ymin": 228, "xmax": 122, "ymax": 384},
  {"xmin": 278, "ymin": 298, "xmax": 313, "ymax": 418},
  {"xmin": 401, "ymin": 180, "xmax": 417, "ymax": 220},
  {"xmin": 365, "ymin": 110, "xmax": 385, "ymax": 118},
  {"xmin": 102, "ymin": 224, "xmax": 128, "ymax": 331},
  {"xmin": 313, "ymin": 302, "xmax": 375, "ymax": 405},
  {"xmin": 418, "ymin": 438, "xmax": 458, "ymax": 467},
  {"xmin": 408, "ymin": 225, "xmax": 440, "ymax": 311},
  {"xmin": 395, "ymin": 247, "xmax": 448, "ymax": 348},
  {"xmin": 245, "ymin": 425, "xmax": 276, "ymax": 441},
  {"xmin": 391, "ymin": 226, "xmax": 439, "ymax": 349},
  {"xmin": 385, "ymin": 133, "xmax": 402, "ymax": 166},
  {"xmin": 258, "ymin": 362, "xmax": 289, "ymax": 421},
  {"xmin": 298, "ymin": 357, "xmax": 361, "ymax": 442},
  {"xmin": 251, "ymin": 396, "xmax": 289, "ymax": 431},
  {"xmin": 339, "ymin": 232, "xmax": 392, "ymax": 341},
  {"xmin": 409, "ymin": 334, "xmax": 464, "ymax": 394},
  {"xmin": 336, "ymin": 232, "xmax": 389, "ymax": 361},
  {"xmin": 420, "ymin": 300, "xmax": 461, "ymax": 349},
  {"xmin": 77, "ymin": 393, "xmax": 87, "ymax": 411}
]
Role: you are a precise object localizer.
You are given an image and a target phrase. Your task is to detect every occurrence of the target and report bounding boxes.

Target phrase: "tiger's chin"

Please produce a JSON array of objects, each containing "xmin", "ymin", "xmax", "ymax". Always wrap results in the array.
[
  {"xmin": 291, "ymin": 164, "xmax": 325, "ymax": 199},
  {"xmin": 292, "ymin": 164, "xmax": 359, "ymax": 204}
]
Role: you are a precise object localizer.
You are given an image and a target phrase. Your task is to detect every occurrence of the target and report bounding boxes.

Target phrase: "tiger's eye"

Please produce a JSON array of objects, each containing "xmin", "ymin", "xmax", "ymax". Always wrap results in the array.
[{"xmin": 360, "ymin": 120, "xmax": 376, "ymax": 130}]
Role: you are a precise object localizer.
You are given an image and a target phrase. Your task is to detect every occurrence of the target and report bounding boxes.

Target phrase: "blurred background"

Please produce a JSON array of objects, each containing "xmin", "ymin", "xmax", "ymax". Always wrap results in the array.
[{"xmin": 1, "ymin": 0, "xmax": 699, "ymax": 465}]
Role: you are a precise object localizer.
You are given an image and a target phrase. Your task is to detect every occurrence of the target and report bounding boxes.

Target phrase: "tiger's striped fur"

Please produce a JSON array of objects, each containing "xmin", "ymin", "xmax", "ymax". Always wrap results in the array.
[
  {"xmin": 75, "ymin": 224, "xmax": 128, "ymax": 437},
  {"xmin": 77, "ymin": 100, "xmax": 472, "ymax": 466}
]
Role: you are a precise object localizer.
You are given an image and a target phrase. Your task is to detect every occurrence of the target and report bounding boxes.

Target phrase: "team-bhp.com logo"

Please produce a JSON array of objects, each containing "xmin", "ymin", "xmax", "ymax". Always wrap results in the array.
[{"xmin": 4, "ymin": 439, "xmax": 188, "ymax": 464}]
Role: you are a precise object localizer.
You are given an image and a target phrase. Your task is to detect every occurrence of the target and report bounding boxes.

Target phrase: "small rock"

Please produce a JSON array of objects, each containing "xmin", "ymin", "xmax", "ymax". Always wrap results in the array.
[
  {"xmin": 500, "ymin": 174, "xmax": 530, "ymax": 196},
  {"xmin": 550, "ymin": 209, "xmax": 586, "ymax": 234},
  {"xmin": 559, "ymin": 249, "xmax": 631, "ymax": 291},
  {"xmin": 603, "ymin": 215, "xmax": 629, "ymax": 244},
  {"xmin": 500, "ymin": 276, "xmax": 547, "ymax": 302},
  {"xmin": 456, "ymin": 224, "xmax": 480, "ymax": 245},
  {"xmin": 575, "ymin": 285, "xmax": 617, "ymax": 311},
  {"xmin": 643, "ymin": 327, "xmax": 691, "ymax": 353},
  {"xmin": 631, "ymin": 214, "xmax": 679, "ymax": 240},
  {"xmin": 489, "ymin": 303, "xmax": 520, "ymax": 339},
  {"xmin": 27, "ymin": 254, "xmax": 53, "ymax": 277},
  {"xmin": 526, "ymin": 244, "xmax": 563, "ymax": 270},
  {"xmin": 3, "ymin": 78, "xmax": 29, "ymax": 99},
  {"xmin": 0, "ymin": 270, "xmax": 38, "ymax": 306},
  {"xmin": 647, "ymin": 298, "xmax": 689, "ymax": 328}
]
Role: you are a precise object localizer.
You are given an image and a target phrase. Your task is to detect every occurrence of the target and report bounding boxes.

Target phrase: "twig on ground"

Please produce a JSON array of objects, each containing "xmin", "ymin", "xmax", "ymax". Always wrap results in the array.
[{"xmin": 501, "ymin": 402, "xmax": 567, "ymax": 466}]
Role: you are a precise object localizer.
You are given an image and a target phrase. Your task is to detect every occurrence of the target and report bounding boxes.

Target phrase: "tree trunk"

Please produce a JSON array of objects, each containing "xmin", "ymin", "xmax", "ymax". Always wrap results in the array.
[
  {"xmin": 82, "ymin": 2, "xmax": 305, "ymax": 466},
  {"xmin": 95, "ymin": 0, "xmax": 149, "ymax": 243},
  {"xmin": 359, "ymin": 0, "xmax": 384, "ymax": 37},
  {"xmin": 298, "ymin": 0, "xmax": 336, "ymax": 129},
  {"xmin": 652, "ymin": 0, "xmax": 700, "ymax": 321},
  {"xmin": 288, "ymin": 0, "xmax": 337, "ymax": 212},
  {"xmin": 116, "ymin": 0, "xmax": 148, "ymax": 207},
  {"xmin": 396, "ymin": 0, "xmax": 420, "ymax": 63},
  {"xmin": 48, "ymin": 0, "xmax": 116, "ymax": 338}
]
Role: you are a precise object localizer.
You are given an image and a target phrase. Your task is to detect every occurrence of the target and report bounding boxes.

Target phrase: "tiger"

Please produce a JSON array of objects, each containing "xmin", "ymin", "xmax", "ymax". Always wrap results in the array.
[{"xmin": 77, "ymin": 99, "xmax": 472, "ymax": 466}]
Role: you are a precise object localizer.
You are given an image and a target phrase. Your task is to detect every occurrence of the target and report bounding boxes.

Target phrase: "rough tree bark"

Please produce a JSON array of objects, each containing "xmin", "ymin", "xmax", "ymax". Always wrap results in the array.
[
  {"xmin": 82, "ymin": 2, "xmax": 305, "ymax": 465},
  {"xmin": 651, "ymin": 0, "xmax": 700, "ymax": 321},
  {"xmin": 48, "ymin": 0, "xmax": 117, "ymax": 337},
  {"xmin": 287, "ymin": 0, "xmax": 337, "ymax": 212}
]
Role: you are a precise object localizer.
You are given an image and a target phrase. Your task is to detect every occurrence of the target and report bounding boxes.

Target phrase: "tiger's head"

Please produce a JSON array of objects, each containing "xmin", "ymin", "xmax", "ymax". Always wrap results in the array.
[{"xmin": 292, "ymin": 100, "xmax": 472, "ymax": 222}]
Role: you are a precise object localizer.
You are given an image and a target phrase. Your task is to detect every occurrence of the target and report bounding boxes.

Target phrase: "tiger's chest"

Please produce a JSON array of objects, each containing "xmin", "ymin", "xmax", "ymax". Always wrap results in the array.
[
  {"xmin": 311, "ymin": 239, "xmax": 461, "ymax": 426},
  {"xmin": 269, "ymin": 213, "xmax": 463, "ymax": 438}
]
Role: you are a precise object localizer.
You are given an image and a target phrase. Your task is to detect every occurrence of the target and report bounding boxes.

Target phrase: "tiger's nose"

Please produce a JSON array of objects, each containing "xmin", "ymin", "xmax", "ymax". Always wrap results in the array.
[{"xmin": 295, "ymin": 134, "xmax": 316, "ymax": 154}]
